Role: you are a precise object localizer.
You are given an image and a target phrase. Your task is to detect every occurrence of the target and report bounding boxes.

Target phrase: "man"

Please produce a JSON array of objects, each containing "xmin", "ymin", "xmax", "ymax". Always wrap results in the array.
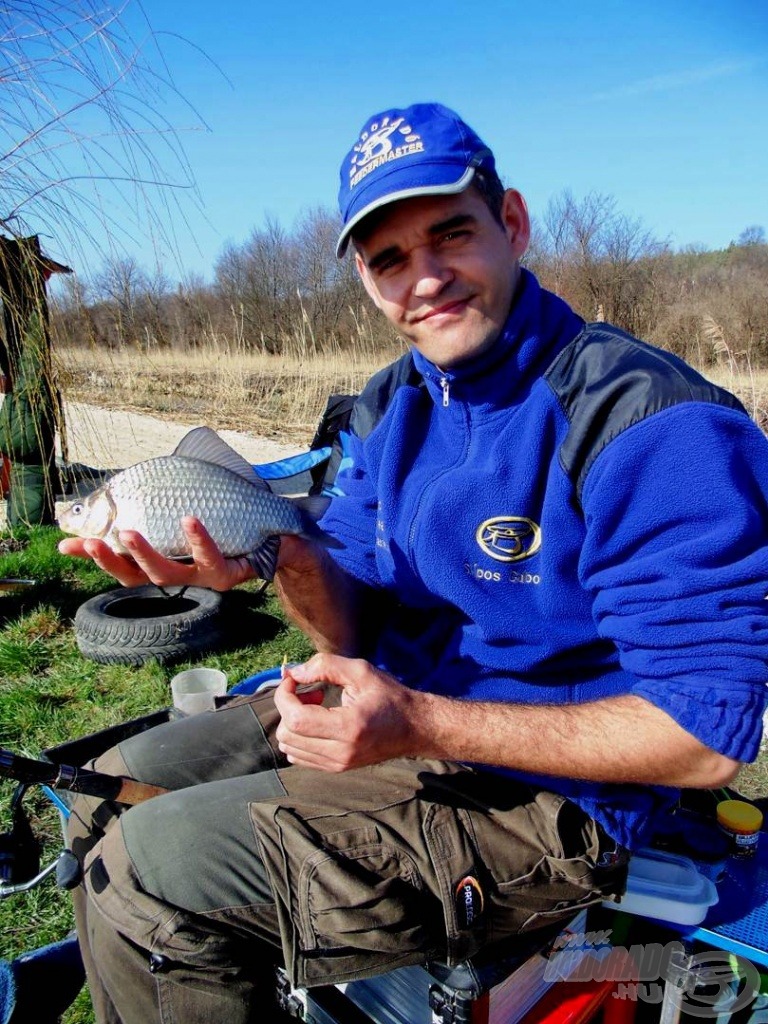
[{"xmin": 60, "ymin": 103, "xmax": 768, "ymax": 1023}]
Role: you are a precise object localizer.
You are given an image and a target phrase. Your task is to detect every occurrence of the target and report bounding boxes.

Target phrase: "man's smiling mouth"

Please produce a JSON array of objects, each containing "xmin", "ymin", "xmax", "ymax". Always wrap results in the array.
[{"xmin": 412, "ymin": 298, "xmax": 471, "ymax": 323}]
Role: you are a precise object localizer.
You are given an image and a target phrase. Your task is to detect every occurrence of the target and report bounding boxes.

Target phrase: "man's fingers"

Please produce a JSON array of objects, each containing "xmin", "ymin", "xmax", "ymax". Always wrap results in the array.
[
  {"xmin": 58, "ymin": 536, "xmax": 146, "ymax": 586},
  {"xmin": 81, "ymin": 539, "xmax": 149, "ymax": 587},
  {"xmin": 59, "ymin": 519, "xmax": 253, "ymax": 592},
  {"xmin": 117, "ymin": 532, "xmax": 194, "ymax": 587},
  {"xmin": 275, "ymin": 677, "xmax": 341, "ymax": 742},
  {"xmin": 58, "ymin": 538, "xmax": 88, "ymax": 558},
  {"xmin": 281, "ymin": 668, "xmax": 326, "ymax": 706},
  {"xmin": 287, "ymin": 653, "xmax": 359, "ymax": 689},
  {"xmin": 279, "ymin": 742, "xmax": 347, "ymax": 772},
  {"xmin": 180, "ymin": 517, "xmax": 224, "ymax": 570}
]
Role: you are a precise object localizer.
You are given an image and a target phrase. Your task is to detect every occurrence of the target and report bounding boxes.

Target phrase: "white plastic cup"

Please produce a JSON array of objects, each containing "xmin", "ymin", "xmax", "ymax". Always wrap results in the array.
[{"xmin": 170, "ymin": 668, "xmax": 227, "ymax": 715}]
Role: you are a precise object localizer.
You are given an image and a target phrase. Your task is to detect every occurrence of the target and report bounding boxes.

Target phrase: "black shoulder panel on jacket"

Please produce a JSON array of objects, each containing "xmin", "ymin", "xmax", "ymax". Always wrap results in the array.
[
  {"xmin": 544, "ymin": 323, "xmax": 747, "ymax": 503},
  {"xmin": 351, "ymin": 351, "xmax": 423, "ymax": 440}
]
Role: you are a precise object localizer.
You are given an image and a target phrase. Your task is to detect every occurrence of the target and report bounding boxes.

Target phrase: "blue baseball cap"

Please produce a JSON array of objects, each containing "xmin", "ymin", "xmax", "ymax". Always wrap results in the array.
[{"xmin": 336, "ymin": 102, "xmax": 495, "ymax": 257}]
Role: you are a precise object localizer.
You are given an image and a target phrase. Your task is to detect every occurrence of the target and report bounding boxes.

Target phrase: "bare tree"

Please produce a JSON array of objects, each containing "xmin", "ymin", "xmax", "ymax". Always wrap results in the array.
[
  {"xmin": 536, "ymin": 189, "xmax": 666, "ymax": 334},
  {"xmin": 0, "ymin": 0, "xmax": 204, "ymax": 269},
  {"xmin": 735, "ymin": 226, "xmax": 766, "ymax": 248},
  {"xmin": 213, "ymin": 217, "xmax": 299, "ymax": 353},
  {"xmin": 92, "ymin": 254, "xmax": 146, "ymax": 347},
  {"xmin": 294, "ymin": 206, "xmax": 365, "ymax": 349}
]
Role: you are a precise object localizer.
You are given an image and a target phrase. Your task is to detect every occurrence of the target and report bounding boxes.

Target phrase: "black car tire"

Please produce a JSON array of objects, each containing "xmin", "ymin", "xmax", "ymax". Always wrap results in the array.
[{"xmin": 74, "ymin": 585, "xmax": 225, "ymax": 666}]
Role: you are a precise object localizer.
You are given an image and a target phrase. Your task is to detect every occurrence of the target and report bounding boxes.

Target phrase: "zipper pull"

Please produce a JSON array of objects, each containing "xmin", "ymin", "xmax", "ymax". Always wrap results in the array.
[{"xmin": 439, "ymin": 375, "xmax": 450, "ymax": 407}]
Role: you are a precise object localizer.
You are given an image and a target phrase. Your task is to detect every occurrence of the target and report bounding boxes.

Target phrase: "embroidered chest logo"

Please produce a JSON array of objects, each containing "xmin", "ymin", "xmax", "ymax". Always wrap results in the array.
[
  {"xmin": 349, "ymin": 117, "xmax": 424, "ymax": 188},
  {"xmin": 476, "ymin": 516, "xmax": 541, "ymax": 562}
]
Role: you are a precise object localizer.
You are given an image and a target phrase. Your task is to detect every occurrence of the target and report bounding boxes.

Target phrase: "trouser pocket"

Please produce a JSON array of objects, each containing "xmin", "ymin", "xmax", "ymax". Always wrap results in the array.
[
  {"xmin": 469, "ymin": 789, "xmax": 629, "ymax": 938},
  {"xmin": 253, "ymin": 802, "xmax": 445, "ymax": 986}
]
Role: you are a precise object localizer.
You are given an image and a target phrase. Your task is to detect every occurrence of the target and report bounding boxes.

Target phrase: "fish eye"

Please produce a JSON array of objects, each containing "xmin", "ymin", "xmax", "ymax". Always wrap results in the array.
[{"xmin": 71, "ymin": 503, "xmax": 84, "ymax": 516}]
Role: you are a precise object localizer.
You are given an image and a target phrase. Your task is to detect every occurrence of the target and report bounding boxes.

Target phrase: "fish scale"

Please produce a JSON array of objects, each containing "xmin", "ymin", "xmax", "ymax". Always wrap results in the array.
[{"xmin": 104, "ymin": 457, "xmax": 306, "ymax": 556}]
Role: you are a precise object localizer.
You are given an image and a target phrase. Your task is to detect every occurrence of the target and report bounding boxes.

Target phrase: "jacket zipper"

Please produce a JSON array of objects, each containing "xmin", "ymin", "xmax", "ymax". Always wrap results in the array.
[
  {"xmin": 406, "ymin": 389, "xmax": 470, "ymax": 562},
  {"xmin": 436, "ymin": 367, "xmax": 450, "ymax": 407}
]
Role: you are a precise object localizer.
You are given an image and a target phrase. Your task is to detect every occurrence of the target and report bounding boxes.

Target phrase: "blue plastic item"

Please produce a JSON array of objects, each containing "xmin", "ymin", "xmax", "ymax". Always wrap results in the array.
[
  {"xmin": 684, "ymin": 836, "xmax": 768, "ymax": 967},
  {"xmin": 0, "ymin": 934, "xmax": 84, "ymax": 1024},
  {"xmin": 229, "ymin": 666, "xmax": 283, "ymax": 695}
]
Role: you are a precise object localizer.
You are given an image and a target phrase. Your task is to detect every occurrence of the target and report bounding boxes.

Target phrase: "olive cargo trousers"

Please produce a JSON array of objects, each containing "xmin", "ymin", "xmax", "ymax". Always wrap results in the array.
[{"xmin": 67, "ymin": 687, "xmax": 629, "ymax": 1024}]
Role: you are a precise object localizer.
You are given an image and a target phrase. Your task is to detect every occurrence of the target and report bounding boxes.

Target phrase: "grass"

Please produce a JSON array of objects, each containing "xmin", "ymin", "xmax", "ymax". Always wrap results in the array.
[
  {"xmin": 705, "ymin": 363, "xmax": 768, "ymax": 434},
  {"xmin": 0, "ymin": 525, "xmax": 313, "ymax": 1023},
  {"xmin": 54, "ymin": 343, "xmax": 768, "ymax": 448}
]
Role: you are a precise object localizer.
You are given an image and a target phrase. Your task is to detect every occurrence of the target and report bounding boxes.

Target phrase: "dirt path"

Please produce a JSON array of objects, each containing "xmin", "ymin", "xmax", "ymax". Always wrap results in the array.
[{"xmin": 61, "ymin": 401, "xmax": 305, "ymax": 468}]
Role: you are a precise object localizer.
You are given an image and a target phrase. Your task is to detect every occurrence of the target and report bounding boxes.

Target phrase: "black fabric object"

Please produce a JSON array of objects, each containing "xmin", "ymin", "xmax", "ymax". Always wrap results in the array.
[
  {"xmin": 544, "ymin": 322, "xmax": 746, "ymax": 505},
  {"xmin": 308, "ymin": 393, "xmax": 357, "ymax": 494}
]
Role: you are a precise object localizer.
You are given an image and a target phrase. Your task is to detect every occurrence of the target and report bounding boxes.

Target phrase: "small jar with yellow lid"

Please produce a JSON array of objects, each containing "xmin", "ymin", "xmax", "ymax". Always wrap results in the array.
[{"xmin": 716, "ymin": 799, "xmax": 763, "ymax": 859}]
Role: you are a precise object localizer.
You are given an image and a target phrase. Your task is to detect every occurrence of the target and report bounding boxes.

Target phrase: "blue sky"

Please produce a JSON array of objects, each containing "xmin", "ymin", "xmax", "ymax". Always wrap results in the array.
[{"xmin": 42, "ymin": 0, "xmax": 768, "ymax": 280}]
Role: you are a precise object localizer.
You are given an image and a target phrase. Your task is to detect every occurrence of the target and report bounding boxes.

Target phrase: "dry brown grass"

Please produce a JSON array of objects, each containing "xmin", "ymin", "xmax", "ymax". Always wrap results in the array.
[
  {"xmin": 704, "ymin": 365, "xmax": 768, "ymax": 434},
  {"xmin": 55, "ymin": 341, "xmax": 768, "ymax": 447},
  {"xmin": 55, "ymin": 340, "xmax": 405, "ymax": 446}
]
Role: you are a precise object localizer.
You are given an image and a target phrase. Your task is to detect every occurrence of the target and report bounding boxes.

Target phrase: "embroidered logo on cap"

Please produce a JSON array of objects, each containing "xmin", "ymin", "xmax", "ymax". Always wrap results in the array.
[
  {"xmin": 476, "ymin": 516, "xmax": 542, "ymax": 563},
  {"xmin": 454, "ymin": 874, "xmax": 485, "ymax": 929},
  {"xmin": 349, "ymin": 117, "xmax": 424, "ymax": 188}
]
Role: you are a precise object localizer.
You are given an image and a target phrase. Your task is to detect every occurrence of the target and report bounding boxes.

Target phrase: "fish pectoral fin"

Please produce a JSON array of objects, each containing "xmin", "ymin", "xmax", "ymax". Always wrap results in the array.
[
  {"xmin": 246, "ymin": 536, "xmax": 281, "ymax": 582},
  {"xmin": 173, "ymin": 426, "xmax": 269, "ymax": 490}
]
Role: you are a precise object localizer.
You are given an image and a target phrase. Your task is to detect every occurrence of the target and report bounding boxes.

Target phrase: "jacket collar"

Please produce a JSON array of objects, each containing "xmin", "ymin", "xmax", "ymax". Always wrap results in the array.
[{"xmin": 410, "ymin": 269, "xmax": 585, "ymax": 411}]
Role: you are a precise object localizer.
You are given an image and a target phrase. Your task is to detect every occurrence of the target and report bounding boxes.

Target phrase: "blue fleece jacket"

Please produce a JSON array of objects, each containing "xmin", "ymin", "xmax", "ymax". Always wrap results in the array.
[{"xmin": 320, "ymin": 270, "xmax": 768, "ymax": 850}]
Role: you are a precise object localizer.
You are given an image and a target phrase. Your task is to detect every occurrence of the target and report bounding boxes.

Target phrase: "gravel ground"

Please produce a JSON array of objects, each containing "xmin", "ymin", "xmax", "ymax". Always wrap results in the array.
[{"xmin": 61, "ymin": 401, "xmax": 305, "ymax": 468}]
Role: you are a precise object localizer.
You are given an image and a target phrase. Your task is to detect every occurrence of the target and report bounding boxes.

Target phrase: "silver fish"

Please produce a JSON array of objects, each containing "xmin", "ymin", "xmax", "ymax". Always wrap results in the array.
[{"xmin": 56, "ymin": 426, "xmax": 336, "ymax": 579}]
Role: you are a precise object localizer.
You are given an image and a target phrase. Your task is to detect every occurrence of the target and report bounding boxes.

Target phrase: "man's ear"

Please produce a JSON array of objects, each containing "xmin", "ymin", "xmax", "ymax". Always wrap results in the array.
[
  {"xmin": 501, "ymin": 189, "xmax": 531, "ymax": 262},
  {"xmin": 355, "ymin": 250, "xmax": 383, "ymax": 310}
]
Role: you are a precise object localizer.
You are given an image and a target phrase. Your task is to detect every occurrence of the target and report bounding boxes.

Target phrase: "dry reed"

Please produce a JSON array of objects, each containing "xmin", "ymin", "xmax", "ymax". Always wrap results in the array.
[
  {"xmin": 55, "ymin": 338, "xmax": 406, "ymax": 446},
  {"xmin": 55, "ymin": 337, "xmax": 768, "ymax": 448}
]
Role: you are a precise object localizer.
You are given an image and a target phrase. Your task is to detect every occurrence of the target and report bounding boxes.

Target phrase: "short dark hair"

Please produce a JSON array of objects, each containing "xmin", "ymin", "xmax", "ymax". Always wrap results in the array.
[{"xmin": 471, "ymin": 167, "xmax": 506, "ymax": 225}]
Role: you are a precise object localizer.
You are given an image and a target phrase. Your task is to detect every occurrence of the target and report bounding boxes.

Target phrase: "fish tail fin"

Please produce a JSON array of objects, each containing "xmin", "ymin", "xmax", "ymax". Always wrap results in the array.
[
  {"xmin": 292, "ymin": 494, "xmax": 344, "ymax": 550},
  {"xmin": 292, "ymin": 495, "xmax": 331, "ymax": 519}
]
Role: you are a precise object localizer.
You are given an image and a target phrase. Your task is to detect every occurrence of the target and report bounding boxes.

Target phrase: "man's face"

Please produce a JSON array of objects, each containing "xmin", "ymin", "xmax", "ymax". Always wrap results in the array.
[{"xmin": 354, "ymin": 188, "xmax": 530, "ymax": 368}]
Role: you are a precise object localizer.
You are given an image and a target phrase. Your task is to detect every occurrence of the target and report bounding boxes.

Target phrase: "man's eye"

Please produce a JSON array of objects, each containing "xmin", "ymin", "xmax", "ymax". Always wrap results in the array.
[
  {"xmin": 442, "ymin": 230, "xmax": 469, "ymax": 243},
  {"xmin": 376, "ymin": 255, "xmax": 404, "ymax": 274}
]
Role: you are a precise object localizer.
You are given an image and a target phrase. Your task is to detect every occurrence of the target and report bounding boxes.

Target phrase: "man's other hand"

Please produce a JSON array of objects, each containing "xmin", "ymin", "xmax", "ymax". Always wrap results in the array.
[
  {"xmin": 274, "ymin": 654, "xmax": 421, "ymax": 771},
  {"xmin": 58, "ymin": 516, "xmax": 257, "ymax": 591}
]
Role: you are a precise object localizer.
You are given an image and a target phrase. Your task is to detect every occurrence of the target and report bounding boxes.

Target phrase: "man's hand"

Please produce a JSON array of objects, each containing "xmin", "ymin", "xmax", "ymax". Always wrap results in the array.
[
  {"xmin": 274, "ymin": 653, "xmax": 422, "ymax": 771},
  {"xmin": 57, "ymin": 516, "xmax": 257, "ymax": 591}
]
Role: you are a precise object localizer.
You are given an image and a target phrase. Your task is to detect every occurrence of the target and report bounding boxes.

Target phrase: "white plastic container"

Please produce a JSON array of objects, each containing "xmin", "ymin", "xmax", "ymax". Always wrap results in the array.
[{"xmin": 603, "ymin": 847, "xmax": 718, "ymax": 926}]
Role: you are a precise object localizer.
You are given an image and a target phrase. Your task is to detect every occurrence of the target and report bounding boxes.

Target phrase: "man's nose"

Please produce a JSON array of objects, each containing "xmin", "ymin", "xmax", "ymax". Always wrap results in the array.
[{"xmin": 411, "ymin": 249, "xmax": 452, "ymax": 298}]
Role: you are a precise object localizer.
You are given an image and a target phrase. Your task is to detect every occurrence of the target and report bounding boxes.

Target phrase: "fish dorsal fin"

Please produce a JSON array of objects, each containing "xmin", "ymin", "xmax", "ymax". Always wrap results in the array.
[{"xmin": 173, "ymin": 426, "xmax": 268, "ymax": 489}]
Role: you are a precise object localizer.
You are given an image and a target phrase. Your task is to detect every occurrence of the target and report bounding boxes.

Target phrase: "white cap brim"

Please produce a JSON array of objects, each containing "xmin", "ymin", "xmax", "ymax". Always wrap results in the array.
[{"xmin": 336, "ymin": 166, "xmax": 477, "ymax": 258}]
